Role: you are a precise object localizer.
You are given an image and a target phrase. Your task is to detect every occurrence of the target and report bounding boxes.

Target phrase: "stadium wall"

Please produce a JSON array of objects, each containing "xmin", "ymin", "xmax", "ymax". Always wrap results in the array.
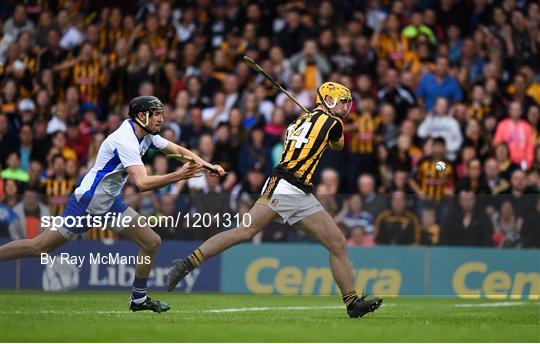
[
  {"xmin": 0, "ymin": 240, "xmax": 538, "ymax": 300},
  {"xmin": 0, "ymin": 240, "xmax": 221, "ymax": 292}
]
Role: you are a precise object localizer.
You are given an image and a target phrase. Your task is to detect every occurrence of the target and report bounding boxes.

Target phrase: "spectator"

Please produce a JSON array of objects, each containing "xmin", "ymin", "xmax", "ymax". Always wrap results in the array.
[
  {"xmin": 374, "ymin": 191, "xmax": 420, "ymax": 245},
  {"xmin": 411, "ymin": 137, "xmax": 454, "ymax": 204},
  {"xmin": 0, "ymin": 197, "xmax": 22, "ymax": 239},
  {"xmin": 417, "ymin": 97, "xmax": 463, "ymax": 161},
  {"xmin": 334, "ymin": 194, "xmax": 374, "ymax": 240},
  {"xmin": 237, "ymin": 126, "xmax": 272, "ymax": 178},
  {"xmin": 443, "ymin": 191, "xmax": 492, "ymax": 246},
  {"xmin": 419, "ymin": 207, "xmax": 440, "ymax": 246},
  {"xmin": 3, "ymin": 4, "xmax": 35, "ymax": 39},
  {"xmin": 494, "ymin": 143, "xmax": 520, "ymax": 181},
  {"xmin": 13, "ymin": 186, "xmax": 50, "ymax": 239},
  {"xmin": 480, "ymin": 158, "xmax": 509, "ymax": 195},
  {"xmin": 456, "ymin": 158, "xmax": 483, "ymax": 194},
  {"xmin": 371, "ymin": 14, "xmax": 408, "ymax": 69},
  {"xmin": 126, "ymin": 42, "xmax": 168, "ymax": 102},
  {"xmin": 0, "ymin": 113, "xmax": 18, "ymax": 165},
  {"xmin": 330, "ymin": 30, "xmax": 355, "ymax": 75},
  {"xmin": 416, "ymin": 56, "xmax": 463, "ymax": 111},
  {"xmin": 50, "ymin": 131, "xmax": 77, "ymax": 162},
  {"xmin": 357, "ymin": 174, "xmax": 386, "ymax": 217},
  {"xmin": 42, "ymin": 154, "xmax": 74, "ymax": 216},
  {"xmin": 65, "ymin": 117, "xmax": 91, "ymax": 164},
  {"xmin": 493, "ymin": 101, "xmax": 535, "ymax": 169},
  {"xmin": 504, "ymin": 73, "xmax": 538, "ymax": 113},
  {"xmin": 521, "ymin": 198, "xmax": 540, "ymax": 248},
  {"xmin": 275, "ymin": 8, "xmax": 313, "ymax": 57},
  {"xmin": 39, "ymin": 28, "xmax": 68, "ymax": 69},
  {"xmin": 289, "ymin": 39, "xmax": 331, "ymax": 89},
  {"xmin": 202, "ymin": 91, "xmax": 228, "ymax": 129},
  {"xmin": 352, "ymin": 36, "xmax": 377, "ymax": 77},
  {"xmin": 490, "ymin": 200, "xmax": 522, "ymax": 248},
  {"xmin": 1, "ymin": 151, "xmax": 29, "ymax": 183},
  {"xmin": 346, "ymin": 226, "xmax": 373, "ymax": 247},
  {"xmin": 345, "ymin": 97, "xmax": 379, "ymax": 191},
  {"xmin": 377, "ymin": 68, "xmax": 417, "ymax": 123},
  {"xmin": 275, "ymin": 73, "xmax": 312, "ymax": 114},
  {"xmin": 500, "ymin": 169, "xmax": 539, "ymax": 218}
]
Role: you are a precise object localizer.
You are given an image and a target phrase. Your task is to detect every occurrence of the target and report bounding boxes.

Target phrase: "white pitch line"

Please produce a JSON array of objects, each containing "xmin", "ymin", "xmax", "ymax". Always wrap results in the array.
[
  {"xmin": 204, "ymin": 305, "xmax": 343, "ymax": 313},
  {"xmin": 455, "ymin": 301, "xmax": 539, "ymax": 308},
  {"xmin": 1, "ymin": 304, "xmax": 395, "ymax": 315}
]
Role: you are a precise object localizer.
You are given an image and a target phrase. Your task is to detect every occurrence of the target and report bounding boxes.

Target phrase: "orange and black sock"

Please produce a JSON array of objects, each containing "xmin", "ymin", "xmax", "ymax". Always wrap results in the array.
[
  {"xmin": 183, "ymin": 248, "xmax": 206, "ymax": 272},
  {"xmin": 342, "ymin": 291, "xmax": 359, "ymax": 311}
]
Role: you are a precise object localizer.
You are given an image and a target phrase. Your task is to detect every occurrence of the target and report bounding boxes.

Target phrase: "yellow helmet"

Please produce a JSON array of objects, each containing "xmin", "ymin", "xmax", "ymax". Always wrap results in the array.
[{"xmin": 316, "ymin": 82, "xmax": 353, "ymax": 117}]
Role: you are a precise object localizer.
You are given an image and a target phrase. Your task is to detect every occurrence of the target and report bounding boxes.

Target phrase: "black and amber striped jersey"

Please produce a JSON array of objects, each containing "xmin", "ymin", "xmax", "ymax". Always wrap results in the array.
[
  {"xmin": 72, "ymin": 59, "xmax": 104, "ymax": 104},
  {"xmin": 374, "ymin": 209, "xmax": 421, "ymax": 245},
  {"xmin": 347, "ymin": 112, "xmax": 380, "ymax": 154},
  {"xmin": 99, "ymin": 27, "xmax": 125, "ymax": 52},
  {"xmin": 273, "ymin": 109, "xmax": 343, "ymax": 193},
  {"xmin": 413, "ymin": 157, "xmax": 455, "ymax": 203},
  {"xmin": 43, "ymin": 177, "xmax": 75, "ymax": 216},
  {"xmin": 84, "ymin": 228, "xmax": 118, "ymax": 241},
  {"xmin": 467, "ymin": 104, "xmax": 490, "ymax": 121}
]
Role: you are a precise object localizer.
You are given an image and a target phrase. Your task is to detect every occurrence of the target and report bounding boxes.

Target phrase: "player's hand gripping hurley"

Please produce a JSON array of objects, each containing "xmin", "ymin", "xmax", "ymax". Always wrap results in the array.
[{"xmin": 167, "ymin": 153, "xmax": 228, "ymax": 176}]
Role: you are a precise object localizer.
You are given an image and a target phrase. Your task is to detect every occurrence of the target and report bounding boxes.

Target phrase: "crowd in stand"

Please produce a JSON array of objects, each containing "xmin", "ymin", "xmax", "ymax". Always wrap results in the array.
[{"xmin": 0, "ymin": 0, "xmax": 539, "ymax": 248}]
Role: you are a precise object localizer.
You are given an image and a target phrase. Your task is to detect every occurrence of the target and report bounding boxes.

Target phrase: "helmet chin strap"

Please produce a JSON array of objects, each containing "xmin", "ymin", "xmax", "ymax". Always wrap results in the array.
[
  {"xmin": 317, "ymin": 89, "xmax": 333, "ymax": 115},
  {"xmin": 317, "ymin": 89, "xmax": 344, "ymax": 118},
  {"xmin": 133, "ymin": 112, "xmax": 159, "ymax": 135}
]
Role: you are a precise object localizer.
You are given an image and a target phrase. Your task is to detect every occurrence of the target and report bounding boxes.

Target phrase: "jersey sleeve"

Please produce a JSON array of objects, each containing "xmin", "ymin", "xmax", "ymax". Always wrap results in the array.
[
  {"xmin": 328, "ymin": 118, "xmax": 343, "ymax": 141},
  {"xmin": 116, "ymin": 139, "xmax": 144, "ymax": 168},
  {"xmin": 151, "ymin": 134, "xmax": 169, "ymax": 150}
]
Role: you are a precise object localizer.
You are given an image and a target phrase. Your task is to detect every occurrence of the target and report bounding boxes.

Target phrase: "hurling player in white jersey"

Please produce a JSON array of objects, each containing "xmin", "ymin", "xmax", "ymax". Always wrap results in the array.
[{"xmin": 0, "ymin": 96, "xmax": 226, "ymax": 312}]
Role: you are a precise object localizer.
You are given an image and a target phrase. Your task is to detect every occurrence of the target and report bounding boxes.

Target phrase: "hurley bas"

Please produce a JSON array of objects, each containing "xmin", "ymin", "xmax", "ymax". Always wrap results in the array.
[{"xmin": 41, "ymin": 253, "xmax": 151, "ymax": 268}]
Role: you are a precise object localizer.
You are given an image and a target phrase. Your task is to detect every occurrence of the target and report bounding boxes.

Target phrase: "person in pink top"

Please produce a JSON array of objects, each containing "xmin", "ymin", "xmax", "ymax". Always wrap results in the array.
[{"xmin": 493, "ymin": 101, "xmax": 534, "ymax": 170}]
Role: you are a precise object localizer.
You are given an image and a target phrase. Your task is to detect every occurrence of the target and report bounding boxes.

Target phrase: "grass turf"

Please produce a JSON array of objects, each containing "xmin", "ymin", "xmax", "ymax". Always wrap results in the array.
[{"xmin": 0, "ymin": 291, "xmax": 538, "ymax": 342}]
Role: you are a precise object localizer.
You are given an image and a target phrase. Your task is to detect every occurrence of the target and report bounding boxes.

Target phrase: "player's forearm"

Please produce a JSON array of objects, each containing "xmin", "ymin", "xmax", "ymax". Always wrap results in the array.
[
  {"xmin": 135, "ymin": 171, "xmax": 183, "ymax": 192},
  {"xmin": 329, "ymin": 137, "xmax": 344, "ymax": 151},
  {"xmin": 175, "ymin": 146, "xmax": 213, "ymax": 169}
]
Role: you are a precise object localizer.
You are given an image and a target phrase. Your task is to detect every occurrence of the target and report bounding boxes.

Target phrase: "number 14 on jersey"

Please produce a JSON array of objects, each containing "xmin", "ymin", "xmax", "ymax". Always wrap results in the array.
[{"xmin": 285, "ymin": 122, "xmax": 312, "ymax": 149}]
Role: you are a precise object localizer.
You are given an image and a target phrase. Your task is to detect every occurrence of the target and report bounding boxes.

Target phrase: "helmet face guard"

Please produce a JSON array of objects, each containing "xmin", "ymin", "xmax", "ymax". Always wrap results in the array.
[
  {"xmin": 128, "ymin": 96, "xmax": 164, "ymax": 135},
  {"xmin": 316, "ymin": 83, "xmax": 352, "ymax": 118}
]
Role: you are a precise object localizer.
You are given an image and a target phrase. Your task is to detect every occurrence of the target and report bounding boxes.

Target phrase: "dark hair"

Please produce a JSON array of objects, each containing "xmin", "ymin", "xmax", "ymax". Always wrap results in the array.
[
  {"xmin": 52, "ymin": 154, "xmax": 65, "ymax": 164},
  {"xmin": 433, "ymin": 137, "xmax": 446, "ymax": 145}
]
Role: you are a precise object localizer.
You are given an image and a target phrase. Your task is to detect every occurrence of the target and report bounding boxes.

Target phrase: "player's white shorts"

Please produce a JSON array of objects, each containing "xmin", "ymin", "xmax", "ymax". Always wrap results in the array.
[{"xmin": 257, "ymin": 177, "xmax": 324, "ymax": 224}]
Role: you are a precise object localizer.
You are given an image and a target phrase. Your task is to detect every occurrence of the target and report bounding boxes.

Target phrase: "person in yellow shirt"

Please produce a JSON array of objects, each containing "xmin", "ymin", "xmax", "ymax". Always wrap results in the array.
[
  {"xmin": 50, "ymin": 131, "xmax": 78, "ymax": 162},
  {"xmin": 506, "ymin": 65, "xmax": 540, "ymax": 104}
]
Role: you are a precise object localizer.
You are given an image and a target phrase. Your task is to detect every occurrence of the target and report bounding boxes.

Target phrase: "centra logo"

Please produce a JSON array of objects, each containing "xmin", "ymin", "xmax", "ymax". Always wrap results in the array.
[
  {"xmin": 452, "ymin": 262, "xmax": 539, "ymax": 300},
  {"xmin": 244, "ymin": 257, "xmax": 401, "ymax": 295}
]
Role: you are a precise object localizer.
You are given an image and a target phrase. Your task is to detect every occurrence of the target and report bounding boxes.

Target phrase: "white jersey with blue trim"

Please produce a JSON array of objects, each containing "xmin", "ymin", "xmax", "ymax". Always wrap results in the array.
[{"xmin": 73, "ymin": 119, "xmax": 169, "ymax": 214}]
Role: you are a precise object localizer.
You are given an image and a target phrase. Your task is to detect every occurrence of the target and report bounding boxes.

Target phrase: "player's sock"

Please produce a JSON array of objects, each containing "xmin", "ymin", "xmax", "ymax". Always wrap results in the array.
[
  {"xmin": 183, "ymin": 248, "xmax": 206, "ymax": 272},
  {"xmin": 131, "ymin": 276, "xmax": 148, "ymax": 304},
  {"xmin": 342, "ymin": 291, "xmax": 359, "ymax": 311}
]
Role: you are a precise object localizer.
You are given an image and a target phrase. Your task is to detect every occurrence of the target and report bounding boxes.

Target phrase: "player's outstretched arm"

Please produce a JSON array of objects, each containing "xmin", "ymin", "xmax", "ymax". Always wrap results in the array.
[
  {"xmin": 127, "ymin": 164, "xmax": 202, "ymax": 192},
  {"xmin": 162, "ymin": 142, "xmax": 226, "ymax": 176}
]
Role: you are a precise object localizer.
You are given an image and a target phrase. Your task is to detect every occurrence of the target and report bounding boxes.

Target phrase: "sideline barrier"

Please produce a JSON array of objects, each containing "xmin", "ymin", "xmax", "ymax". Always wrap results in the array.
[
  {"xmin": 0, "ymin": 239, "xmax": 220, "ymax": 292},
  {"xmin": 1, "ymin": 240, "xmax": 538, "ymax": 300},
  {"xmin": 221, "ymin": 244, "xmax": 540, "ymax": 300}
]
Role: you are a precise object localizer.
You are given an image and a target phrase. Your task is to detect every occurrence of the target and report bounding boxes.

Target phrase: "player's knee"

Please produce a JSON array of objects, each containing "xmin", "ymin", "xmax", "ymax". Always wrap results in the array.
[
  {"xmin": 142, "ymin": 232, "xmax": 161, "ymax": 252},
  {"xmin": 32, "ymin": 239, "xmax": 55, "ymax": 256},
  {"xmin": 329, "ymin": 236, "xmax": 347, "ymax": 256},
  {"xmin": 236, "ymin": 226, "xmax": 258, "ymax": 242}
]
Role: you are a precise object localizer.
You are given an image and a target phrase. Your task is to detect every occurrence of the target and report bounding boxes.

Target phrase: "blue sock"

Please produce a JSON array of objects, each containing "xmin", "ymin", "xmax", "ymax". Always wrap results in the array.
[{"xmin": 132, "ymin": 276, "xmax": 148, "ymax": 303}]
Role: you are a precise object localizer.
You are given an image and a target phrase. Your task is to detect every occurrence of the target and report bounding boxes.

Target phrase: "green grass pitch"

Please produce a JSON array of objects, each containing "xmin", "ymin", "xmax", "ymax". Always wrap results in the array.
[{"xmin": 0, "ymin": 291, "xmax": 538, "ymax": 342}]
